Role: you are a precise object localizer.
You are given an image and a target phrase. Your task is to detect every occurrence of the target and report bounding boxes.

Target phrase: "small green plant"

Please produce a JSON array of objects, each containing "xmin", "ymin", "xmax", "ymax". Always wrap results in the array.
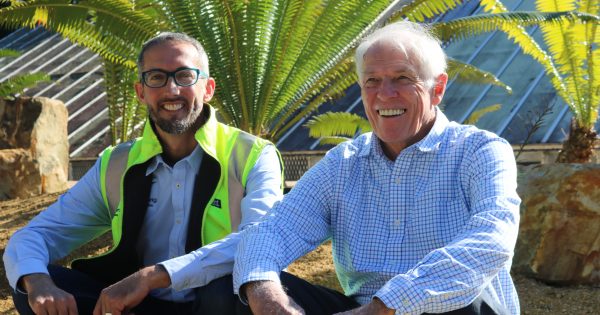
[{"xmin": 0, "ymin": 49, "xmax": 50, "ymax": 99}]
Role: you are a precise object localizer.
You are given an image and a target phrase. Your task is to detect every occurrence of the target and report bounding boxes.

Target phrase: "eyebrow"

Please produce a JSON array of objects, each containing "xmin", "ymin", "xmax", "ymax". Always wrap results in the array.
[{"xmin": 362, "ymin": 68, "xmax": 417, "ymax": 76}]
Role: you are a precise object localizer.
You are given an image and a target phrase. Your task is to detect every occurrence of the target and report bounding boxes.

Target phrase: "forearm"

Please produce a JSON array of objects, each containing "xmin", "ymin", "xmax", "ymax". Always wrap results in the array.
[{"xmin": 244, "ymin": 280, "xmax": 304, "ymax": 315}]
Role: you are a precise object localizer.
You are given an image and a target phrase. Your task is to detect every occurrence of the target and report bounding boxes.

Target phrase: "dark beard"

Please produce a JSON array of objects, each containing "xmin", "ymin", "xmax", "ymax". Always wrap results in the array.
[
  {"xmin": 155, "ymin": 117, "xmax": 190, "ymax": 134},
  {"xmin": 150, "ymin": 103, "xmax": 204, "ymax": 135}
]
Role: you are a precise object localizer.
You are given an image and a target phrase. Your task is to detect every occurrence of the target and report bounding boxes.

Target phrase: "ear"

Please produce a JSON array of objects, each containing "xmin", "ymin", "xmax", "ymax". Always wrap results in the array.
[
  {"xmin": 203, "ymin": 77, "xmax": 216, "ymax": 103},
  {"xmin": 134, "ymin": 81, "xmax": 145, "ymax": 103},
  {"xmin": 431, "ymin": 73, "xmax": 448, "ymax": 106}
]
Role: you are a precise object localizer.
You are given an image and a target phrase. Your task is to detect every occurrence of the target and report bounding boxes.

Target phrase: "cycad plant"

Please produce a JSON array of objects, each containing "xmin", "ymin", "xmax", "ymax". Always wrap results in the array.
[
  {"xmin": 476, "ymin": 0, "xmax": 599, "ymax": 162},
  {"xmin": 0, "ymin": 0, "xmax": 538, "ymax": 144},
  {"xmin": 0, "ymin": 0, "xmax": 405, "ymax": 143}
]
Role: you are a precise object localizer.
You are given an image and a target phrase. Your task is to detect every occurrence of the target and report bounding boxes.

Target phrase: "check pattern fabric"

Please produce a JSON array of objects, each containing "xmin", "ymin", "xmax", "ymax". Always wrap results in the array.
[{"xmin": 234, "ymin": 110, "xmax": 521, "ymax": 314}]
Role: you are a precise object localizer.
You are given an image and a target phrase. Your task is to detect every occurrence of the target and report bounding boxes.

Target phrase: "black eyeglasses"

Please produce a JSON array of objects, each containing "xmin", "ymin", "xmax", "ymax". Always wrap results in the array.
[{"xmin": 141, "ymin": 67, "xmax": 208, "ymax": 88}]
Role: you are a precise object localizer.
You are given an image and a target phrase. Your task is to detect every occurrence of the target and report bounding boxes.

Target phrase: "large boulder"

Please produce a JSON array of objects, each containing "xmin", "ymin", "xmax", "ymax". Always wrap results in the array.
[
  {"xmin": 515, "ymin": 164, "xmax": 600, "ymax": 285},
  {"xmin": 0, "ymin": 97, "xmax": 69, "ymax": 200}
]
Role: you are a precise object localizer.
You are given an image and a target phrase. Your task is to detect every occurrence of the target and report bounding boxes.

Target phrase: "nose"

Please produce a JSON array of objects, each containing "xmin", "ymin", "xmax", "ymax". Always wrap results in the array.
[
  {"xmin": 164, "ymin": 77, "xmax": 180, "ymax": 94},
  {"xmin": 378, "ymin": 79, "xmax": 398, "ymax": 100}
]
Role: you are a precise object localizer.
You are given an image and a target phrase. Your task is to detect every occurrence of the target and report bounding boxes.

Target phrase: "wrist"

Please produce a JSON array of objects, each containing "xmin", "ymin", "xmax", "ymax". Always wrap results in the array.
[
  {"xmin": 20, "ymin": 273, "xmax": 53, "ymax": 293},
  {"xmin": 142, "ymin": 264, "xmax": 171, "ymax": 290},
  {"xmin": 244, "ymin": 280, "xmax": 285, "ymax": 307},
  {"xmin": 372, "ymin": 297, "xmax": 394, "ymax": 315}
]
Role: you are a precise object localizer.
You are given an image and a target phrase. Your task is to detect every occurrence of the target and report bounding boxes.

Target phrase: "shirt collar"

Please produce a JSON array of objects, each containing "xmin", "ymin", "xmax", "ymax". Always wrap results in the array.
[
  {"xmin": 365, "ymin": 107, "xmax": 449, "ymax": 158},
  {"xmin": 146, "ymin": 144, "xmax": 203, "ymax": 176},
  {"xmin": 414, "ymin": 107, "xmax": 448, "ymax": 152}
]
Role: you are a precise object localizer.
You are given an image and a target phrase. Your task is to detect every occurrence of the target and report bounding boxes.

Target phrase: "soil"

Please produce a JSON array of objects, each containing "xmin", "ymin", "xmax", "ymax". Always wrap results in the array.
[{"xmin": 0, "ymin": 193, "xmax": 598, "ymax": 314}]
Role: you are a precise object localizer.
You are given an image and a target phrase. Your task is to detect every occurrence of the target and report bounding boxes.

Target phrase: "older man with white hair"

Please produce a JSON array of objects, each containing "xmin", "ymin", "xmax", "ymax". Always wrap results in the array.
[{"xmin": 232, "ymin": 20, "xmax": 521, "ymax": 315}]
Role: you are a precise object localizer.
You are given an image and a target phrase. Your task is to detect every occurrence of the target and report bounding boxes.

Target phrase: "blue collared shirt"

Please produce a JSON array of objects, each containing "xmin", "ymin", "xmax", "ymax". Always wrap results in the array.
[
  {"xmin": 4, "ymin": 144, "xmax": 282, "ymax": 302},
  {"xmin": 234, "ymin": 110, "xmax": 521, "ymax": 314}
]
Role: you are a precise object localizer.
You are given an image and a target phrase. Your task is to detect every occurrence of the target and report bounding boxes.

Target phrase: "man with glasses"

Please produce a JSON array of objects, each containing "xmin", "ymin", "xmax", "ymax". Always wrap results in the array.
[{"xmin": 4, "ymin": 32, "xmax": 283, "ymax": 315}]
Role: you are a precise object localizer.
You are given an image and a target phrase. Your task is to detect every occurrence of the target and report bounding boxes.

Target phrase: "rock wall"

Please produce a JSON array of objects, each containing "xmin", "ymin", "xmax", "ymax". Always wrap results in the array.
[
  {"xmin": 0, "ymin": 97, "xmax": 69, "ymax": 200},
  {"xmin": 515, "ymin": 164, "xmax": 600, "ymax": 285}
]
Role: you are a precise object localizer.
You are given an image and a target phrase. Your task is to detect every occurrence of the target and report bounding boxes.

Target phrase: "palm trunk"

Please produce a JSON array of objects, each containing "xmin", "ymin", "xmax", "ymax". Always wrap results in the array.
[{"xmin": 556, "ymin": 119, "xmax": 598, "ymax": 163}]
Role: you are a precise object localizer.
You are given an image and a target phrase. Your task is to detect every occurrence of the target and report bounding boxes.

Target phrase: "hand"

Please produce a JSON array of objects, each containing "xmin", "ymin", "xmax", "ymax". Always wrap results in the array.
[
  {"xmin": 334, "ymin": 298, "xmax": 394, "ymax": 315},
  {"xmin": 93, "ymin": 265, "xmax": 171, "ymax": 315},
  {"xmin": 21, "ymin": 273, "xmax": 78, "ymax": 315},
  {"xmin": 244, "ymin": 280, "xmax": 305, "ymax": 315}
]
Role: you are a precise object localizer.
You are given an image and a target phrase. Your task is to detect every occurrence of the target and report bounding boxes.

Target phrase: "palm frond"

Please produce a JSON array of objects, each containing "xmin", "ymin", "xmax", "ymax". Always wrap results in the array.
[
  {"xmin": 0, "ymin": 48, "xmax": 20, "ymax": 58},
  {"xmin": 447, "ymin": 58, "xmax": 512, "ymax": 94},
  {"xmin": 271, "ymin": 54, "xmax": 358, "ymax": 139},
  {"xmin": 434, "ymin": 11, "xmax": 598, "ymax": 43},
  {"xmin": 0, "ymin": 0, "xmax": 159, "ymax": 67},
  {"xmin": 479, "ymin": 0, "xmax": 573, "ymax": 113},
  {"xmin": 390, "ymin": 0, "xmax": 465, "ymax": 22},
  {"xmin": 104, "ymin": 60, "xmax": 141, "ymax": 144},
  {"xmin": 465, "ymin": 104, "xmax": 502, "ymax": 125},
  {"xmin": 0, "ymin": 72, "xmax": 51, "ymax": 99},
  {"xmin": 535, "ymin": 0, "xmax": 599, "ymax": 127},
  {"xmin": 317, "ymin": 136, "xmax": 353, "ymax": 146},
  {"xmin": 263, "ymin": 1, "xmax": 394, "ymax": 130},
  {"xmin": 304, "ymin": 111, "xmax": 371, "ymax": 138}
]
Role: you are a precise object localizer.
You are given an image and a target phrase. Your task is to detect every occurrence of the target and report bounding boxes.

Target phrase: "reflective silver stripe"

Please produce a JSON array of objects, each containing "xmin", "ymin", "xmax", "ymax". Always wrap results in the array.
[
  {"xmin": 105, "ymin": 141, "xmax": 133, "ymax": 216},
  {"xmin": 227, "ymin": 131, "xmax": 259, "ymax": 232}
]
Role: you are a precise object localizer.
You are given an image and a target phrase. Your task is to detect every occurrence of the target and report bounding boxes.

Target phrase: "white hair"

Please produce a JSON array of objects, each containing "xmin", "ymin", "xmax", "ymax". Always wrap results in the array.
[{"xmin": 355, "ymin": 21, "xmax": 447, "ymax": 88}]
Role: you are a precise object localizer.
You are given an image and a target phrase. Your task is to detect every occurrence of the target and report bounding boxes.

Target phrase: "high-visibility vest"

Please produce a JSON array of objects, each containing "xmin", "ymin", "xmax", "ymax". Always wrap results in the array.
[{"xmin": 72, "ymin": 106, "xmax": 282, "ymax": 283}]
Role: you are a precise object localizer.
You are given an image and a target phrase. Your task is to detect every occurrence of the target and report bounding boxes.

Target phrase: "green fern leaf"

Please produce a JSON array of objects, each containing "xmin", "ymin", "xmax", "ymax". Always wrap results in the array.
[{"xmin": 0, "ymin": 72, "xmax": 51, "ymax": 99}]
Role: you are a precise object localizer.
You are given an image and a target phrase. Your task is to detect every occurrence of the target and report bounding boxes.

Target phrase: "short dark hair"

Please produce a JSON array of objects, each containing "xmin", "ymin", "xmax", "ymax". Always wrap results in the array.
[{"xmin": 137, "ymin": 32, "xmax": 209, "ymax": 80}]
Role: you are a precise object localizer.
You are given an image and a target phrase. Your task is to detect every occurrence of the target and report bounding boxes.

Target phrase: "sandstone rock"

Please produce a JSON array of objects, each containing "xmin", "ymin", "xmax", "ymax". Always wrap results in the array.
[
  {"xmin": 0, "ymin": 149, "xmax": 41, "ymax": 199},
  {"xmin": 515, "ymin": 164, "xmax": 600, "ymax": 285},
  {"xmin": 0, "ymin": 97, "xmax": 68, "ymax": 200},
  {"xmin": 30, "ymin": 97, "xmax": 69, "ymax": 193}
]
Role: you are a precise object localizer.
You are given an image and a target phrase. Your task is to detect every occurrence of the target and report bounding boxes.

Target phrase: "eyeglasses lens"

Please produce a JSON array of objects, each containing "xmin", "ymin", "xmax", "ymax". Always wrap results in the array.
[{"xmin": 143, "ymin": 69, "xmax": 200, "ymax": 88}]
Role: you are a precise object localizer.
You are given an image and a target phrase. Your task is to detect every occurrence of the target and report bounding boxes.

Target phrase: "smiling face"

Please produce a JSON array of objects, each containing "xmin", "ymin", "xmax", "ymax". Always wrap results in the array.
[
  {"xmin": 134, "ymin": 40, "xmax": 215, "ymax": 136},
  {"xmin": 360, "ymin": 41, "xmax": 447, "ymax": 159}
]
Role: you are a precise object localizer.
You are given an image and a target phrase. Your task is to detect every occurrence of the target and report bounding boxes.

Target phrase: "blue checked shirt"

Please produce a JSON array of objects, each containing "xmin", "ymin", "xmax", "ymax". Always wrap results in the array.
[{"xmin": 234, "ymin": 110, "xmax": 521, "ymax": 314}]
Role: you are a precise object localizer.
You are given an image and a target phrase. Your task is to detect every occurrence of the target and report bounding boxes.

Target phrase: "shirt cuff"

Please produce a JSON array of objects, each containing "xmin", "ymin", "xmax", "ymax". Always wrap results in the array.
[
  {"xmin": 159, "ymin": 254, "xmax": 199, "ymax": 291},
  {"xmin": 233, "ymin": 266, "xmax": 281, "ymax": 294},
  {"xmin": 6, "ymin": 258, "xmax": 49, "ymax": 291},
  {"xmin": 375, "ymin": 274, "xmax": 423, "ymax": 314}
]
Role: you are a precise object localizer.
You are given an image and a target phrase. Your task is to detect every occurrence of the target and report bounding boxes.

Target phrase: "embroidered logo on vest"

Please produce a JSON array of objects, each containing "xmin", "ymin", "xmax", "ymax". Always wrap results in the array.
[{"xmin": 211, "ymin": 199, "xmax": 222, "ymax": 208}]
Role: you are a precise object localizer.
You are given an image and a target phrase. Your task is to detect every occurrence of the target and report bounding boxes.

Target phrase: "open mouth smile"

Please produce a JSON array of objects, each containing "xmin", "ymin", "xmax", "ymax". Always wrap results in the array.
[
  {"xmin": 162, "ymin": 102, "xmax": 185, "ymax": 111},
  {"xmin": 377, "ymin": 109, "xmax": 406, "ymax": 117}
]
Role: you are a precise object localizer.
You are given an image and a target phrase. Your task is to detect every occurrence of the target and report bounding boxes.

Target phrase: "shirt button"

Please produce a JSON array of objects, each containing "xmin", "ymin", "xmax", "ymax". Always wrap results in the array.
[
  {"xmin": 394, "ymin": 219, "xmax": 401, "ymax": 226},
  {"xmin": 175, "ymin": 183, "xmax": 181, "ymax": 189},
  {"xmin": 176, "ymin": 219, "xmax": 182, "ymax": 224},
  {"xmin": 395, "ymin": 178, "xmax": 401, "ymax": 184}
]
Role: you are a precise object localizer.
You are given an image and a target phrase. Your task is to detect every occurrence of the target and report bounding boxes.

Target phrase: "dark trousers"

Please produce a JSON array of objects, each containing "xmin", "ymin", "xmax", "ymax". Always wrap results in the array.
[
  {"xmin": 192, "ymin": 272, "xmax": 507, "ymax": 315},
  {"xmin": 12, "ymin": 265, "xmax": 197, "ymax": 315},
  {"xmin": 13, "ymin": 266, "xmax": 507, "ymax": 315}
]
